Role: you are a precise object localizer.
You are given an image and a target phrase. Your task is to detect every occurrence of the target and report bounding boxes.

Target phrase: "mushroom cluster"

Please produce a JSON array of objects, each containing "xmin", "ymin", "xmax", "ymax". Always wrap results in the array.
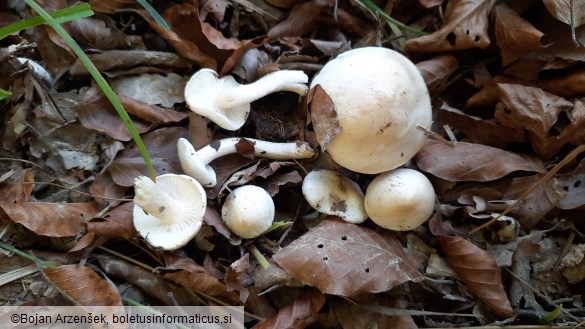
[{"xmin": 303, "ymin": 47, "xmax": 436, "ymax": 231}]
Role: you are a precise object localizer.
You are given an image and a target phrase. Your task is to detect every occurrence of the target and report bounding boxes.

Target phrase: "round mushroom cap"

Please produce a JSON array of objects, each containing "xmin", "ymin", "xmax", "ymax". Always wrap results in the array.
[
  {"xmin": 309, "ymin": 47, "xmax": 432, "ymax": 174},
  {"xmin": 302, "ymin": 169, "xmax": 367, "ymax": 224},
  {"xmin": 364, "ymin": 168, "xmax": 435, "ymax": 231},
  {"xmin": 185, "ymin": 68, "xmax": 249, "ymax": 131},
  {"xmin": 133, "ymin": 174, "xmax": 207, "ymax": 250},
  {"xmin": 221, "ymin": 185, "xmax": 274, "ymax": 239}
]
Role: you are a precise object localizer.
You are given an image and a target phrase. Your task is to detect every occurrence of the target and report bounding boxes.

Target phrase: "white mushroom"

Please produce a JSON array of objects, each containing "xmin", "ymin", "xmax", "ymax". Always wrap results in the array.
[
  {"xmin": 178, "ymin": 137, "xmax": 315, "ymax": 187},
  {"xmin": 185, "ymin": 68, "xmax": 309, "ymax": 130},
  {"xmin": 309, "ymin": 47, "xmax": 432, "ymax": 174},
  {"xmin": 133, "ymin": 174, "xmax": 206, "ymax": 250},
  {"xmin": 364, "ymin": 168, "xmax": 435, "ymax": 231},
  {"xmin": 221, "ymin": 185, "xmax": 274, "ymax": 239},
  {"xmin": 302, "ymin": 169, "xmax": 367, "ymax": 224}
]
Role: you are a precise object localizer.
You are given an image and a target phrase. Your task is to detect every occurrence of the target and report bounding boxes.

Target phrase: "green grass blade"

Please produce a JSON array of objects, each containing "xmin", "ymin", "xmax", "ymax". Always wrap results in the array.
[
  {"xmin": 0, "ymin": 3, "xmax": 93, "ymax": 40},
  {"xmin": 24, "ymin": 0, "xmax": 156, "ymax": 181},
  {"xmin": 0, "ymin": 241, "xmax": 56, "ymax": 268},
  {"xmin": 354, "ymin": 0, "xmax": 428, "ymax": 36},
  {"xmin": 0, "ymin": 88, "xmax": 11, "ymax": 100},
  {"xmin": 136, "ymin": 0, "xmax": 170, "ymax": 30}
]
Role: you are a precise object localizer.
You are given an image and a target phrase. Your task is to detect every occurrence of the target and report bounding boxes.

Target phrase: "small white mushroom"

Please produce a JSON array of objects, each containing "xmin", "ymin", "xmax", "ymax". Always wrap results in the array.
[
  {"xmin": 178, "ymin": 137, "xmax": 315, "ymax": 187},
  {"xmin": 364, "ymin": 168, "xmax": 435, "ymax": 231},
  {"xmin": 185, "ymin": 68, "xmax": 309, "ymax": 130},
  {"xmin": 302, "ymin": 169, "xmax": 367, "ymax": 224},
  {"xmin": 309, "ymin": 47, "xmax": 432, "ymax": 174},
  {"xmin": 133, "ymin": 174, "xmax": 206, "ymax": 250},
  {"xmin": 221, "ymin": 185, "xmax": 274, "ymax": 239}
]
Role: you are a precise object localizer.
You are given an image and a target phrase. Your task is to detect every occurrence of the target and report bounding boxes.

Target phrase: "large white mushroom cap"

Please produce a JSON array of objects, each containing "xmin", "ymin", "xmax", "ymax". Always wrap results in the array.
[
  {"xmin": 364, "ymin": 168, "xmax": 435, "ymax": 231},
  {"xmin": 133, "ymin": 174, "xmax": 207, "ymax": 250},
  {"xmin": 309, "ymin": 47, "xmax": 432, "ymax": 174},
  {"xmin": 302, "ymin": 169, "xmax": 367, "ymax": 224},
  {"xmin": 221, "ymin": 185, "xmax": 275, "ymax": 239}
]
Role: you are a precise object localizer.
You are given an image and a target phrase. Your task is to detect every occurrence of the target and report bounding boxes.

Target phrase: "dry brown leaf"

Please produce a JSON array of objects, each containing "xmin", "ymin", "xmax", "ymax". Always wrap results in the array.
[
  {"xmin": 268, "ymin": 1, "xmax": 320, "ymax": 41},
  {"xmin": 557, "ymin": 162, "xmax": 585, "ymax": 209},
  {"xmin": 106, "ymin": 127, "xmax": 190, "ymax": 187},
  {"xmin": 428, "ymin": 215, "xmax": 514, "ymax": 318},
  {"xmin": 98, "ymin": 254, "xmax": 195, "ymax": 305},
  {"xmin": 42, "ymin": 264, "xmax": 123, "ymax": 306},
  {"xmin": 416, "ymin": 54, "xmax": 459, "ymax": 94},
  {"xmin": 273, "ymin": 217, "xmax": 422, "ymax": 296},
  {"xmin": 439, "ymin": 105, "xmax": 527, "ymax": 148},
  {"xmin": 405, "ymin": 0, "xmax": 490, "ymax": 53},
  {"xmin": 224, "ymin": 254, "xmax": 251, "ymax": 302},
  {"xmin": 419, "ymin": 0, "xmax": 443, "ymax": 8},
  {"xmin": 87, "ymin": 202, "xmax": 137, "ymax": 240},
  {"xmin": 495, "ymin": 84, "xmax": 585, "ymax": 157},
  {"xmin": 88, "ymin": 0, "xmax": 136, "ymax": 13},
  {"xmin": 332, "ymin": 296, "xmax": 418, "ymax": 329},
  {"xmin": 503, "ymin": 175, "xmax": 566, "ymax": 228},
  {"xmin": 252, "ymin": 289, "xmax": 325, "ymax": 329},
  {"xmin": 493, "ymin": 3, "xmax": 544, "ymax": 66},
  {"xmin": 118, "ymin": 95, "xmax": 188, "ymax": 123},
  {"xmin": 543, "ymin": 0, "xmax": 585, "ymax": 27},
  {"xmin": 142, "ymin": 3, "xmax": 267, "ymax": 75},
  {"xmin": 0, "ymin": 170, "xmax": 34, "ymax": 204},
  {"xmin": 70, "ymin": 17, "xmax": 141, "ymax": 50},
  {"xmin": 161, "ymin": 253, "xmax": 240, "ymax": 304},
  {"xmin": 306, "ymin": 85, "xmax": 341, "ymax": 152},
  {"xmin": 0, "ymin": 202, "xmax": 99, "ymax": 237},
  {"xmin": 415, "ymin": 140, "xmax": 544, "ymax": 182},
  {"xmin": 204, "ymin": 206, "xmax": 242, "ymax": 245}
]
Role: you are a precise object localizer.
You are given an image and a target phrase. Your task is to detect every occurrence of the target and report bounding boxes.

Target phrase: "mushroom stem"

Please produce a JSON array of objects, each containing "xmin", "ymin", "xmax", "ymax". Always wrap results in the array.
[
  {"xmin": 133, "ymin": 176, "xmax": 183, "ymax": 226},
  {"xmin": 220, "ymin": 70, "xmax": 309, "ymax": 108},
  {"xmin": 178, "ymin": 137, "xmax": 315, "ymax": 187}
]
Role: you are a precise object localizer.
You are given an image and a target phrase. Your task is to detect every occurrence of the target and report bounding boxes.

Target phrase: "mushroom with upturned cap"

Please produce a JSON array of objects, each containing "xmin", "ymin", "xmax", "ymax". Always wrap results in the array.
[
  {"xmin": 309, "ymin": 47, "xmax": 432, "ymax": 174},
  {"xmin": 178, "ymin": 137, "xmax": 315, "ymax": 187},
  {"xmin": 133, "ymin": 174, "xmax": 206, "ymax": 250},
  {"xmin": 185, "ymin": 68, "xmax": 309, "ymax": 130},
  {"xmin": 302, "ymin": 169, "xmax": 367, "ymax": 224},
  {"xmin": 221, "ymin": 185, "xmax": 275, "ymax": 239},
  {"xmin": 364, "ymin": 168, "xmax": 435, "ymax": 231}
]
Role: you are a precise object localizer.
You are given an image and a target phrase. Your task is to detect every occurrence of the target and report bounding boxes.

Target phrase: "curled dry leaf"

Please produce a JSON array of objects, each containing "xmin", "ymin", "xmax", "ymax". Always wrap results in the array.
[
  {"xmin": 0, "ymin": 202, "xmax": 99, "ymax": 237},
  {"xmin": 42, "ymin": 264, "xmax": 123, "ymax": 306},
  {"xmin": 273, "ymin": 217, "xmax": 422, "ymax": 296},
  {"xmin": 416, "ymin": 54, "xmax": 459, "ymax": 94},
  {"xmin": 87, "ymin": 202, "xmax": 138, "ymax": 240},
  {"xmin": 405, "ymin": 0, "xmax": 490, "ymax": 53},
  {"xmin": 306, "ymin": 85, "xmax": 341, "ymax": 152},
  {"xmin": 415, "ymin": 140, "xmax": 544, "ymax": 182},
  {"xmin": 428, "ymin": 214, "xmax": 514, "ymax": 318},
  {"xmin": 98, "ymin": 254, "xmax": 194, "ymax": 305},
  {"xmin": 493, "ymin": 3, "xmax": 544, "ymax": 66},
  {"xmin": 438, "ymin": 104, "xmax": 527, "ymax": 148},
  {"xmin": 268, "ymin": 1, "xmax": 320, "ymax": 41},
  {"xmin": 495, "ymin": 84, "xmax": 585, "ymax": 158},
  {"xmin": 0, "ymin": 170, "xmax": 34, "ymax": 204},
  {"xmin": 252, "ymin": 289, "xmax": 325, "ymax": 329},
  {"xmin": 543, "ymin": 0, "xmax": 585, "ymax": 27}
]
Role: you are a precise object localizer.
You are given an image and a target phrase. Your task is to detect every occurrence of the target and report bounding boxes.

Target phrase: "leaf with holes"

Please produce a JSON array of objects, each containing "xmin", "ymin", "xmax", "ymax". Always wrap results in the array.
[
  {"xmin": 415, "ymin": 140, "xmax": 544, "ymax": 182},
  {"xmin": 273, "ymin": 217, "xmax": 421, "ymax": 296},
  {"xmin": 429, "ymin": 214, "xmax": 515, "ymax": 318},
  {"xmin": 406, "ymin": 0, "xmax": 490, "ymax": 52}
]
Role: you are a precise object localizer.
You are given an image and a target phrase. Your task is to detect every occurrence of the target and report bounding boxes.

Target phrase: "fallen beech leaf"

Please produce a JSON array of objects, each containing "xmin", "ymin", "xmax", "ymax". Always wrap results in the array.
[
  {"xmin": 89, "ymin": 0, "xmax": 136, "ymax": 13},
  {"xmin": 415, "ymin": 140, "xmax": 544, "ymax": 182},
  {"xmin": 439, "ymin": 105, "xmax": 527, "ymax": 148},
  {"xmin": 204, "ymin": 206, "xmax": 242, "ymax": 245},
  {"xmin": 429, "ymin": 215, "xmax": 514, "ymax": 318},
  {"xmin": 0, "ymin": 202, "xmax": 99, "ymax": 237},
  {"xmin": 495, "ymin": 84, "xmax": 585, "ymax": 157},
  {"xmin": 70, "ymin": 17, "xmax": 141, "ymax": 50},
  {"xmin": 557, "ymin": 164, "xmax": 585, "ymax": 209},
  {"xmin": 42, "ymin": 264, "xmax": 123, "ymax": 306},
  {"xmin": 416, "ymin": 54, "xmax": 459, "ymax": 93},
  {"xmin": 503, "ymin": 175, "xmax": 566, "ymax": 228},
  {"xmin": 161, "ymin": 253, "xmax": 240, "ymax": 304},
  {"xmin": 98, "ymin": 254, "xmax": 194, "ymax": 305},
  {"xmin": 273, "ymin": 217, "xmax": 421, "ymax": 296},
  {"xmin": 493, "ymin": 3, "xmax": 544, "ymax": 66},
  {"xmin": 268, "ymin": 1, "xmax": 320, "ymax": 41},
  {"xmin": 0, "ymin": 170, "xmax": 34, "ymax": 204},
  {"xmin": 332, "ymin": 296, "xmax": 417, "ymax": 329},
  {"xmin": 405, "ymin": 0, "xmax": 490, "ymax": 52},
  {"xmin": 252, "ymin": 289, "xmax": 325, "ymax": 329},
  {"xmin": 543, "ymin": 0, "xmax": 585, "ymax": 27},
  {"xmin": 307, "ymin": 85, "xmax": 341, "ymax": 152},
  {"xmin": 87, "ymin": 202, "xmax": 137, "ymax": 240},
  {"xmin": 224, "ymin": 254, "xmax": 251, "ymax": 302}
]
